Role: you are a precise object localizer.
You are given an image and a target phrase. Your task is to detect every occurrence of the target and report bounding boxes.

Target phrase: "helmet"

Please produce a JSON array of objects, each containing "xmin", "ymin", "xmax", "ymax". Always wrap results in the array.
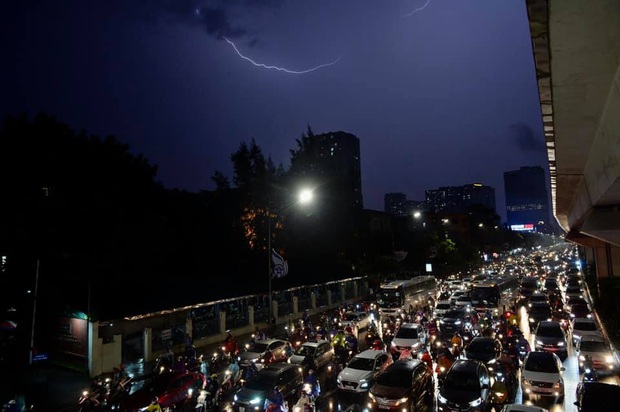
[
  {"xmin": 308, "ymin": 369, "xmax": 314, "ymax": 374},
  {"xmin": 211, "ymin": 373, "xmax": 218, "ymax": 379}
]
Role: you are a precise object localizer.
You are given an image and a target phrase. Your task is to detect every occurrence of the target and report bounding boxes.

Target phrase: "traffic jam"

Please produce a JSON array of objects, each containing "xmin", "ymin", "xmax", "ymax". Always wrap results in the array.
[{"xmin": 79, "ymin": 245, "xmax": 620, "ymax": 411}]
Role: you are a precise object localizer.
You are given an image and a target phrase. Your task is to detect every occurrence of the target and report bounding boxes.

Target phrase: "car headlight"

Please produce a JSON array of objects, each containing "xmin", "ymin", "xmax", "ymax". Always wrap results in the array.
[
  {"xmin": 536, "ymin": 340, "xmax": 543, "ymax": 346},
  {"xmin": 438, "ymin": 394, "xmax": 448, "ymax": 404},
  {"xmin": 557, "ymin": 341, "xmax": 565, "ymax": 346},
  {"xmin": 249, "ymin": 397, "xmax": 262, "ymax": 405},
  {"xmin": 579, "ymin": 355, "xmax": 585, "ymax": 361},
  {"xmin": 454, "ymin": 320, "xmax": 462, "ymax": 325},
  {"xmin": 360, "ymin": 381, "xmax": 369, "ymax": 389},
  {"xmin": 606, "ymin": 355, "xmax": 614, "ymax": 363}
]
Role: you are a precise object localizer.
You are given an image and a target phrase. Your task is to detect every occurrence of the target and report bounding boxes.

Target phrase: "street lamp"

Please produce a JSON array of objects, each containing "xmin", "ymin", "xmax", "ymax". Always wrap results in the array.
[{"xmin": 267, "ymin": 188, "xmax": 313, "ymax": 324}]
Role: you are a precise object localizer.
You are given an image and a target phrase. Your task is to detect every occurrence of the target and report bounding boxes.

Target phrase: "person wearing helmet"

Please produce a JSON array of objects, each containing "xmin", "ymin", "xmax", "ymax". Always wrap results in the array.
[
  {"xmin": 145, "ymin": 396, "xmax": 162, "ymax": 412},
  {"xmin": 303, "ymin": 369, "xmax": 320, "ymax": 398},
  {"xmin": 206, "ymin": 373, "xmax": 220, "ymax": 407},
  {"xmin": 265, "ymin": 386, "xmax": 284, "ymax": 411}
]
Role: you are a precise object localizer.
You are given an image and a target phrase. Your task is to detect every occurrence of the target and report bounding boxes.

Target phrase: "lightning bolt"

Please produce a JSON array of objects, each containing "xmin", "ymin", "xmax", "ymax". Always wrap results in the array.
[
  {"xmin": 403, "ymin": 0, "xmax": 432, "ymax": 17},
  {"xmin": 223, "ymin": 37, "xmax": 341, "ymax": 74}
]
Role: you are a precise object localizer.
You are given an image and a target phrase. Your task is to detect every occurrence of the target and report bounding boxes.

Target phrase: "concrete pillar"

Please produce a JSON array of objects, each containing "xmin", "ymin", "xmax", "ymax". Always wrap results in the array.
[
  {"xmin": 249, "ymin": 306, "xmax": 255, "ymax": 328},
  {"xmin": 293, "ymin": 296, "xmax": 299, "ymax": 315},
  {"xmin": 144, "ymin": 327, "xmax": 153, "ymax": 362},
  {"xmin": 353, "ymin": 282, "xmax": 358, "ymax": 299},
  {"xmin": 327, "ymin": 289, "xmax": 332, "ymax": 307},
  {"xmin": 341, "ymin": 284, "xmax": 346, "ymax": 304},
  {"xmin": 219, "ymin": 311, "xmax": 227, "ymax": 335},
  {"xmin": 185, "ymin": 317, "xmax": 193, "ymax": 340},
  {"xmin": 272, "ymin": 300, "xmax": 279, "ymax": 323},
  {"xmin": 311, "ymin": 292, "xmax": 317, "ymax": 310},
  {"xmin": 88, "ymin": 320, "xmax": 99, "ymax": 378}
]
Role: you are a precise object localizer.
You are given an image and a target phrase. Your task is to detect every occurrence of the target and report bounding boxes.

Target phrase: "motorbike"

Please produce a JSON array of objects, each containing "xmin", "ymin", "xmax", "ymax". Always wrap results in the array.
[
  {"xmin": 435, "ymin": 353, "xmax": 454, "ymax": 387},
  {"xmin": 488, "ymin": 380, "xmax": 510, "ymax": 412}
]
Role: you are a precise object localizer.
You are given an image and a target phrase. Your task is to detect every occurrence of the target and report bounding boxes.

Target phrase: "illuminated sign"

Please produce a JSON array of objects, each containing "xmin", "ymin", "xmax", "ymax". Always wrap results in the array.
[{"xmin": 510, "ymin": 223, "xmax": 535, "ymax": 231}]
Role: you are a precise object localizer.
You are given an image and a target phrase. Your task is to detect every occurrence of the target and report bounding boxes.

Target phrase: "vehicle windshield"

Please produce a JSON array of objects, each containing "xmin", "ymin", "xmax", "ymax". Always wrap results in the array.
[
  {"xmin": 245, "ymin": 375, "xmax": 277, "ymax": 391},
  {"xmin": 395, "ymin": 328, "xmax": 418, "ymax": 339},
  {"xmin": 294, "ymin": 345, "xmax": 315, "ymax": 356},
  {"xmin": 536, "ymin": 324, "xmax": 564, "ymax": 338},
  {"xmin": 444, "ymin": 310, "xmax": 465, "ymax": 319},
  {"xmin": 347, "ymin": 357, "xmax": 375, "ymax": 371},
  {"xmin": 529, "ymin": 305, "xmax": 551, "ymax": 315},
  {"xmin": 468, "ymin": 340, "xmax": 495, "ymax": 353},
  {"xmin": 436, "ymin": 303, "xmax": 451, "ymax": 310},
  {"xmin": 250, "ymin": 343, "xmax": 269, "ymax": 353},
  {"xmin": 471, "ymin": 288, "xmax": 498, "ymax": 305},
  {"xmin": 377, "ymin": 291, "xmax": 402, "ymax": 308},
  {"xmin": 376, "ymin": 369, "xmax": 411, "ymax": 388},
  {"xmin": 580, "ymin": 340, "xmax": 608, "ymax": 353},
  {"xmin": 574, "ymin": 322, "xmax": 598, "ymax": 331},
  {"xmin": 443, "ymin": 370, "xmax": 481, "ymax": 391},
  {"xmin": 525, "ymin": 354, "xmax": 559, "ymax": 373}
]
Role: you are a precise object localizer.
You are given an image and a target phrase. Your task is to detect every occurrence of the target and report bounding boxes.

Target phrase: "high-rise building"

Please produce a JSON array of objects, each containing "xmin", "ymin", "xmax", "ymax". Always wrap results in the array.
[
  {"xmin": 425, "ymin": 183, "xmax": 496, "ymax": 214},
  {"xmin": 301, "ymin": 131, "xmax": 363, "ymax": 209},
  {"xmin": 385, "ymin": 192, "xmax": 426, "ymax": 217},
  {"xmin": 504, "ymin": 166, "xmax": 549, "ymax": 232}
]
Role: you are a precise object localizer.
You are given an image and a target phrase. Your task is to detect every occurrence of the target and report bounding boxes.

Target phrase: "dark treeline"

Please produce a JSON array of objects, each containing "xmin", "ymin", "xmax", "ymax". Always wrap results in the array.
[{"xmin": 0, "ymin": 113, "xmax": 553, "ymax": 321}]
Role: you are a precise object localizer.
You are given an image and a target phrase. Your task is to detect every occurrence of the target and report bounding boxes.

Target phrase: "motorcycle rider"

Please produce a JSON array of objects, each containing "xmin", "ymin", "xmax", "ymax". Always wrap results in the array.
[
  {"xmin": 303, "ymin": 369, "xmax": 320, "ymax": 399},
  {"xmin": 451, "ymin": 332, "xmax": 463, "ymax": 357},
  {"xmin": 205, "ymin": 374, "xmax": 220, "ymax": 408},
  {"xmin": 419, "ymin": 347, "xmax": 433, "ymax": 370},
  {"xmin": 222, "ymin": 358, "xmax": 241, "ymax": 390},
  {"xmin": 145, "ymin": 397, "xmax": 163, "ymax": 412},
  {"xmin": 283, "ymin": 341, "xmax": 294, "ymax": 359},
  {"xmin": 265, "ymin": 386, "xmax": 286, "ymax": 412},
  {"xmin": 294, "ymin": 390, "xmax": 313, "ymax": 412}
]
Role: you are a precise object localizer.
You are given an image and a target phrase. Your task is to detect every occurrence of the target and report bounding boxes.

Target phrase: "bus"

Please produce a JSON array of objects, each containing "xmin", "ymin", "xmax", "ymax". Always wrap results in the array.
[
  {"xmin": 470, "ymin": 275, "xmax": 519, "ymax": 316},
  {"xmin": 376, "ymin": 276, "xmax": 437, "ymax": 317}
]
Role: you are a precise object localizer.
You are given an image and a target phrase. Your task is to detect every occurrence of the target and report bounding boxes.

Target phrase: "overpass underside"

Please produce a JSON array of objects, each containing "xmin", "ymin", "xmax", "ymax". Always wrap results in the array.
[{"xmin": 526, "ymin": 0, "xmax": 620, "ymax": 278}]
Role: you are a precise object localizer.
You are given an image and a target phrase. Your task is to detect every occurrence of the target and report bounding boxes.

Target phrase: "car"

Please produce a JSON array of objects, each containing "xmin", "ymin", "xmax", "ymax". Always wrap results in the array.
[
  {"xmin": 119, "ymin": 370, "xmax": 206, "ymax": 411},
  {"xmin": 565, "ymin": 274, "xmax": 583, "ymax": 288},
  {"xmin": 574, "ymin": 381, "xmax": 620, "ymax": 411},
  {"xmin": 463, "ymin": 336, "xmax": 502, "ymax": 364},
  {"xmin": 527, "ymin": 301, "xmax": 553, "ymax": 328},
  {"xmin": 564, "ymin": 285, "xmax": 585, "ymax": 300},
  {"xmin": 238, "ymin": 338, "xmax": 288, "ymax": 369},
  {"xmin": 534, "ymin": 320, "xmax": 568, "ymax": 359},
  {"xmin": 367, "ymin": 358, "xmax": 434, "ymax": 411},
  {"xmin": 449, "ymin": 290, "xmax": 466, "ymax": 304},
  {"xmin": 571, "ymin": 318, "xmax": 603, "ymax": 345},
  {"xmin": 543, "ymin": 278, "xmax": 561, "ymax": 294},
  {"xmin": 232, "ymin": 362, "xmax": 303, "ymax": 411},
  {"xmin": 339, "ymin": 311, "xmax": 371, "ymax": 336},
  {"xmin": 576, "ymin": 335, "xmax": 618, "ymax": 374},
  {"xmin": 389, "ymin": 323, "xmax": 427, "ymax": 356},
  {"xmin": 336, "ymin": 349, "xmax": 392, "ymax": 393},
  {"xmin": 287, "ymin": 340, "xmax": 334, "ymax": 371},
  {"xmin": 433, "ymin": 300, "xmax": 452, "ymax": 319},
  {"xmin": 500, "ymin": 405, "xmax": 549, "ymax": 412},
  {"xmin": 527, "ymin": 292, "xmax": 549, "ymax": 307},
  {"xmin": 521, "ymin": 351, "xmax": 565, "ymax": 401},
  {"xmin": 437, "ymin": 359, "xmax": 491, "ymax": 412},
  {"xmin": 439, "ymin": 309, "xmax": 468, "ymax": 337},
  {"xmin": 569, "ymin": 303, "xmax": 593, "ymax": 320}
]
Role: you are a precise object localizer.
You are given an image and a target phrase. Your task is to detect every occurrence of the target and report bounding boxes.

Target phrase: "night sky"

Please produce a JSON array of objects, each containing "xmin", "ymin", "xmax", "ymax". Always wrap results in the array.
[{"xmin": 0, "ymin": 0, "xmax": 549, "ymax": 222}]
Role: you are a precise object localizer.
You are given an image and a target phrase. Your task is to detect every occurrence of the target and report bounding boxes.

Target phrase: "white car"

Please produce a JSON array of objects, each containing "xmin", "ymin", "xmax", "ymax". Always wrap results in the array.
[
  {"xmin": 389, "ymin": 323, "xmax": 427, "ymax": 355},
  {"xmin": 433, "ymin": 300, "xmax": 452, "ymax": 318},
  {"xmin": 571, "ymin": 317, "xmax": 603, "ymax": 345},
  {"xmin": 336, "ymin": 349, "xmax": 392, "ymax": 393},
  {"xmin": 339, "ymin": 311, "xmax": 371, "ymax": 338},
  {"xmin": 576, "ymin": 335, "xmax": 618, "ymax": 374},
  {"xmin": 521, "ymin": 351, "xmax": 565, "ymax": 401}
]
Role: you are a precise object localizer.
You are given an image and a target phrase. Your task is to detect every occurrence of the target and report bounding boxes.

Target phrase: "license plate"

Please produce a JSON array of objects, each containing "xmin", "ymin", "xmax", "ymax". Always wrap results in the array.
[
  {"xmin": 345, "ymin": 385, "xmax": 354, "ymax": 389},
  {"xmin": 239, "ymin": 408, "xmax": 245, "ymax": 412},
  {"xmin": 378, "ymin": 405, "xmax": 390, "ymax": 410}
]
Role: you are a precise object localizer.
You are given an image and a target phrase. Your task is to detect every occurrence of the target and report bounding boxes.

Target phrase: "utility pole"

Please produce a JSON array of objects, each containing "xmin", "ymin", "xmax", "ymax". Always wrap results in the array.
[{"xmin": 29, "ymin": 259, "xmax": 40, "ymax": 365}]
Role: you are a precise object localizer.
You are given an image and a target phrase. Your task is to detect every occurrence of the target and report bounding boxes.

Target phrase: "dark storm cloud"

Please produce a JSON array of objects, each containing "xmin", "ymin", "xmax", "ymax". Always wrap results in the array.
[
  {"xmin": 136, "ymin": 0, "xmax": 283, "ymax": 40},
  {"xmin": 509, "ymin": 123, "xmax": 545, "ymax": 153}
]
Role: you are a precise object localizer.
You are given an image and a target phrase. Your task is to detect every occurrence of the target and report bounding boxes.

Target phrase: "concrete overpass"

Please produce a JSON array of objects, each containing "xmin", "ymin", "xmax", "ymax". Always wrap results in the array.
[{"xmin": 526, "ymin": 0, "xmax": 620, "ymax": 279}]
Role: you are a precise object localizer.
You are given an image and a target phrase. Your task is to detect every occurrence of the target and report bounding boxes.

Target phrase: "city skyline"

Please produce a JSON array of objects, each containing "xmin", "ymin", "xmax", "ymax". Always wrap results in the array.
[{"xmin": 0, "ymin": 0, "xmax": 550, "ymax": 221}]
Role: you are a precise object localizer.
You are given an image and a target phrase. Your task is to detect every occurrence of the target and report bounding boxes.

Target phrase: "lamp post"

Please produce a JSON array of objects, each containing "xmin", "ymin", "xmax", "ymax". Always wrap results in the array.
[{"xmin": 267, "ymin": 188, "xmax": 313, "ymax": 324}]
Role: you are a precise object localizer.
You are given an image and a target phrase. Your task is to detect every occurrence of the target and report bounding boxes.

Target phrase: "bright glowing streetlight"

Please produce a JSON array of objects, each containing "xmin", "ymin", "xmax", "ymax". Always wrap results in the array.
[{"xmin": 413, "ymin": 211, "xmax": 421, "ymax": 219}]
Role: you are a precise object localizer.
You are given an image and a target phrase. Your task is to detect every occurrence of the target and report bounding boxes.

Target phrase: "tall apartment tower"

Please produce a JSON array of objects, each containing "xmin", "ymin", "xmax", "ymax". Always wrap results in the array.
[
  {"xmin": 307, "ymin": 131, "xmax": 363, "ymax": 209},
  {"xmin": 425, "ymin": 183, "xmax": 496, "ymax": 214},
  {"xmin": 385, "ymin": 193, "xmax": 408, "ymax": 216},
  {"xmin": 504, "ymin": 166, "xmax": 549, "ymax": 231}
]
